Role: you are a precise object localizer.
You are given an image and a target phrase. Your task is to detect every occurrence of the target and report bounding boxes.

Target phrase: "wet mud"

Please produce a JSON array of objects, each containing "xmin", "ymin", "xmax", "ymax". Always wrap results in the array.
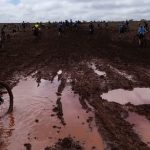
[{"xmin": 0, "ymin": 24, "xmax": 150, "ymax": 149}]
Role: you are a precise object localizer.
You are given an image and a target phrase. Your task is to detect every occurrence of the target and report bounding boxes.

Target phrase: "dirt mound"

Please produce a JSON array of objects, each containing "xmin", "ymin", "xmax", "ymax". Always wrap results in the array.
[{"xmin": 44, "ymin": 137, "xmax": 83, "ymax": 150}]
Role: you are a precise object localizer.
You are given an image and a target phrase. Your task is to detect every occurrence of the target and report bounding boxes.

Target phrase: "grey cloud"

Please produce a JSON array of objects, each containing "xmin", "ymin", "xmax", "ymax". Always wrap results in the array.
[{"xmin": 0, "ymin": 0, "xmax": 150, "ymax": 22}]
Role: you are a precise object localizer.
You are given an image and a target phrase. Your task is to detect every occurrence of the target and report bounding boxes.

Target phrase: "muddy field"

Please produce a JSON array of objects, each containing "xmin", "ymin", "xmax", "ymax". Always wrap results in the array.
[{"xmin": 0, "ymin": 22, "xmax": 150, "ymax": 150}]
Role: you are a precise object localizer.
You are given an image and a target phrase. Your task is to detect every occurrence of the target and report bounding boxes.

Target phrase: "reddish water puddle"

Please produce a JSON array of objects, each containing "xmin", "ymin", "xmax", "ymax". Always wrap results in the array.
[
  {"xmin": 126, "ymin": 112, "xmax": 150, "ymax": 147},
  {"xmin": 0, "ymin": 74, "xmax": 104, "ymax": 150},
  {"xmin": 101, "ymin": 88, "xmax": 150, "ymax": 105}
]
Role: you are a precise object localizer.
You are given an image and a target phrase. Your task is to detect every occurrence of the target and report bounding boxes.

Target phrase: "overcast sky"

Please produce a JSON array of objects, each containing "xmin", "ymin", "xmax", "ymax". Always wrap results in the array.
[{"xmin": 0, "ymin": 0, "xmax": 150, "ymax": 22}]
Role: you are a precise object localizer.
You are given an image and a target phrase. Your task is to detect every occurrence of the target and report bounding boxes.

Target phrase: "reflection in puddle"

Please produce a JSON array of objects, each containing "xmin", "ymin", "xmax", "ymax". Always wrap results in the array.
[
  {"xmin": 88, "ymin": 63, "xmax": 106, "ymax": 77},
  {"xmin": 101, "ymin": 88, "xmax": 150, "ymax": 105},
  {"xmin": 126, "ymin": 112, "xmax": 150, "ymax": 147},
  {"xmin": 0, "ymin": 75, "xmax": 104, "ymax": 150}
]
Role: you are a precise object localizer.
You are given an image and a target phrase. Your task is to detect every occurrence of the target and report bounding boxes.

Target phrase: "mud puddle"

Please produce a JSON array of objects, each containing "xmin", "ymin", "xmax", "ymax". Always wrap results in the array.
[
  {"xmin": 88, "ymin": 63, "xmax": 106, "ymax": 77},
  {"xmin": 126, "ymin": 112, "xmax": 150, "ymax": 147},
  {"xmin": 0, "ymin": 74, "xmax": 104, "ymax": 150},
  {"xmin": 101, "ymin": 88, "xmax": 150, "ymax": 105}
]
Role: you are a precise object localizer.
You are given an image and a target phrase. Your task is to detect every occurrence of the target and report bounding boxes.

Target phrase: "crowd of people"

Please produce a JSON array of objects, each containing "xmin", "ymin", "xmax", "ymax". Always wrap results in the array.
[{"xmin": 0, "ymin": 19, "xmax": 149, "ymax": 48}]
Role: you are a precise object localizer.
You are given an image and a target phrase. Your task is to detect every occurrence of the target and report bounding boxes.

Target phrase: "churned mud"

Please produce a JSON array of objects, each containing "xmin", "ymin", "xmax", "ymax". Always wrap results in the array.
[{"xmin": 0, "ymin": 23, "xmax": 150, "ymax": 149}]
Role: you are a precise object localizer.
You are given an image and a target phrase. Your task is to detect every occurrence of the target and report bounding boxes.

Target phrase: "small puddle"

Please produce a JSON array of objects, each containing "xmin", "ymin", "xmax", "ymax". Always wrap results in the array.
[
  {"xmin": 88, "ymin": 63, "xmax": 106, "ymax": 77},
  {"xmin": 126, "ymin": 112, "xmax": 150, "ymax": 147},
  {"xmin": 0, "ymin": 74, "xmax": 104, "ymax": 150},
  {"xmin": 101, "ymin": 88, "xmax": 150, "ymax": 105}
]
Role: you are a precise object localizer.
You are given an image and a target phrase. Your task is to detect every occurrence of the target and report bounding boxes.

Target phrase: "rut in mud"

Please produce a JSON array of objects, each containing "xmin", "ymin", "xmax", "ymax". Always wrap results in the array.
[{"xmin": 0, "ymin": 23, "xmax": 150, "ymax": 149}]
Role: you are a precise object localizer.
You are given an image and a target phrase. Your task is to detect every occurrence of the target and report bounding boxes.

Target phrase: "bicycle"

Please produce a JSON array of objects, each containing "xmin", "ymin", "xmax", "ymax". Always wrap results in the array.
[
  {"xmin": 0, "ymin": 82, "xmax": 13, "ymax": 117},
  {"xmin": 138, "ymin": 34, "xmax": 147, "ymax": 48},
  {"xmin": 33, "ymin": 28, "xmax": 41, "ymax": 36},
  {"xmin": 133, "ymin": 34, "xmax": 147, "ymax": 48}
]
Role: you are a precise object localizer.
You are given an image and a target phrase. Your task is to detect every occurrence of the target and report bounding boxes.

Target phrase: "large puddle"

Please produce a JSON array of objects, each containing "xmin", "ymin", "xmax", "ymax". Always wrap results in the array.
[
  {"xmin": 126, "ymin": 112, "xmax": 150, "ymax": 147},
  {"xmin": 0, "ymin": 74, "xmax": 104, "ymax": 150},
  {"xmin": 101, "ymin": 88, "xmax": 150, "ymax": 105}
]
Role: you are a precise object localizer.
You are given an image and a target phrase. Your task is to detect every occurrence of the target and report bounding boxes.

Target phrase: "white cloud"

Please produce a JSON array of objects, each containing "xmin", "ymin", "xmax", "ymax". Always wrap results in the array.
[{"xmin": 0, "ymin": 0, "xmax": 150, "ymax": 22}]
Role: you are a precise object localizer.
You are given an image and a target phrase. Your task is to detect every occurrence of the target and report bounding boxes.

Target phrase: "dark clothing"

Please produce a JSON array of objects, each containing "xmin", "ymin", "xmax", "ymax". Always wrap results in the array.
[
  {"xmin": 89, "ymin": 23, "xmax": 94, "ymax": 34},
  {"xmin": 1, "ymin": 28, "xmax": 6, "ymax": 41},
  {"xmin": 22, "ymin": 22, "xmax": 26, "ymax": 29},
  {"xmin": 89, "ymin": 24, "xmax": 94, "ymax": 30},
  {"xmin": 138, "ymin": 33, "xmax": 144, "ymax": 39}
]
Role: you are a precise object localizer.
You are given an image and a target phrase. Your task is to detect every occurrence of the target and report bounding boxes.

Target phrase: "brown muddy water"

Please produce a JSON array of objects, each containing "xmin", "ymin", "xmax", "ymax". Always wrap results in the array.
[
  {"xmin": 101, "ymin": 88, "xmax": 150, "ymax": 105},
  {"xmin": 126, "ymin": 112, "xmax": 150, "ymax": 147},
  {"xmin": 0, "ymin": 74, "xmax": 104, "ymax": 150}
]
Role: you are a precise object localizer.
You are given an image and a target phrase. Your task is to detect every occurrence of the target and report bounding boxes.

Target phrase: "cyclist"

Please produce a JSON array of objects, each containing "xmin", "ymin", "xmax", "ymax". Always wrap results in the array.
[
  {"xmin": 119, "ymin": 23, "xmax": 124, "ymax": 33},
  {"xmin": 125, "ymin": 20, "xmax": 129, "ymax": 31},
  {"xmin": 1, "ymin": 26, "xmax": 6, "ymax": 42},
  {"xmin": 57, "ymin": 22, "xmax": 63, "ymax": 36},
  {"xmin": 74, "ymin": 21, "xmax": 79, "ymax": 31},
  {"xmin": 89, "ymin": 22, "xmax": 94, "ymax": 34},
  {"xmin": 0, "ymin": 26, "xmax": 6, "ymax": 48},
  {"xmin": 22, "ymin": 21, "xmax": 26, "ymax": 31},
  {"xmin": 137, "ymin": 24, "xmax": 147, "ymax": 47},
  {"xmin": 33, "ymin": 23, "xmax": 41, "ymax": 37}
]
